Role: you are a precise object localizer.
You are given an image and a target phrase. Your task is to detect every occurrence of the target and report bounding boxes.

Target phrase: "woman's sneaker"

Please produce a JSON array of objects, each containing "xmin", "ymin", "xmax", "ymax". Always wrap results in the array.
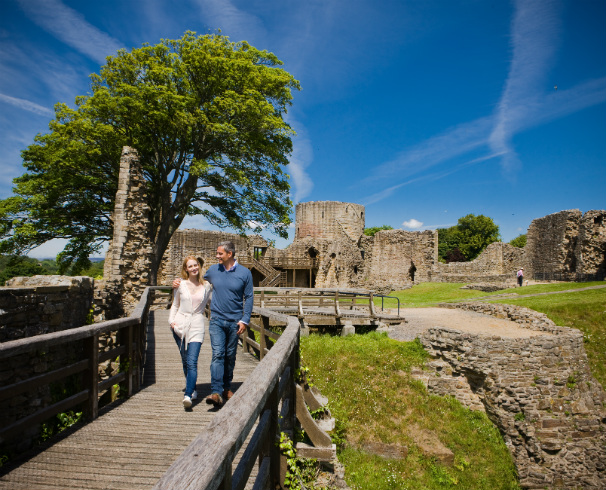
[
  {"xmin": 191, "ymin": 390, "xmax": 198, "ymax": 400},
  {"xmin": 183, "ymin": 395, "xmax": 192, "ymax": 408}
]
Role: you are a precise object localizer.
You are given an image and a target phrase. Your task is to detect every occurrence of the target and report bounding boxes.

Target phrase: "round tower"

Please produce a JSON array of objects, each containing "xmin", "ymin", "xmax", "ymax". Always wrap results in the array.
[{"xmin": 294, "ymin": 201, "xmax": 365, "ymax": 241}]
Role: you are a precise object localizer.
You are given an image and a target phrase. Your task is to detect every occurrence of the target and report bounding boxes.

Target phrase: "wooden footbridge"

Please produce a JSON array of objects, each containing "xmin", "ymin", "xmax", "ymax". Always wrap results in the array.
[{"xmin": 0, "ymin": 286, "xmax": 394, "ymax": 489}]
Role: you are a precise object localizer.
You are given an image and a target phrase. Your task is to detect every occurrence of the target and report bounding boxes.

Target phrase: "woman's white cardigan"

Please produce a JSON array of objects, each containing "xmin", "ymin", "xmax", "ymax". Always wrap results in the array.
[{"xmin": 169, "ymin": 281, "xmax": 212, "ymax": 350}]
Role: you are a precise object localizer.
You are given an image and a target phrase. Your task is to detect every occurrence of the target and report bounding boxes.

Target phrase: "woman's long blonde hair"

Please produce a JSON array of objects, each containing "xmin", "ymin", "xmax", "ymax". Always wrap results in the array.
[{"xmin": 180, "ymin": 256, "xmax": 204, "ymax": 280}]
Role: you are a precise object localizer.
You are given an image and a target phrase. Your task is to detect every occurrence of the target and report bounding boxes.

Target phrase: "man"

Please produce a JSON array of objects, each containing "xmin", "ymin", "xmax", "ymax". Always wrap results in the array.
[
  {"xmin": 172, "ymin": 241, "xmax": 253, "ymax": 407},
  {"xmin": 517, "ymin": 267, "xmax": 524, "ymax": 287}
]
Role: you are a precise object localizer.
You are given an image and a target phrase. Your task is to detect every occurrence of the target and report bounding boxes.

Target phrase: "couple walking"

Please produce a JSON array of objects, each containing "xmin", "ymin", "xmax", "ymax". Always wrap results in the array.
[{"xmin": 169, "ymin": 241, "xmax": 253, "ymax": 409}]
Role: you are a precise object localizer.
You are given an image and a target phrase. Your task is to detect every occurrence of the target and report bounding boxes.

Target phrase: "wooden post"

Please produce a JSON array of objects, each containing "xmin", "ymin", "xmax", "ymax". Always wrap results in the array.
[
  {"xmin": 242, "ymin": 325, "xmax": 250, "ymax": 355},
  {"xmin": 260, "ymin": 383, "xmax": 280, "ymax": 488},
  {"xmin": 84, "ymin": 333, "xmax": 99, "ymax": 421},
  {"xmin": 127, "ymin": 324, "xmax": 134, "ymax": 397},
  {"xmin": 219, "ymin": 462, "xmax": 232, "ymax": 490},
  {"xmin": 369, "ymin": 292, "xmax": 377, "ymax": 318},
  {"xmin": 261, "ymin": 290, "xmax": 265, "ymax": 308},
  {"xmin": 334, "ymin": 291, "xmax": 341, "ymax": 318}
]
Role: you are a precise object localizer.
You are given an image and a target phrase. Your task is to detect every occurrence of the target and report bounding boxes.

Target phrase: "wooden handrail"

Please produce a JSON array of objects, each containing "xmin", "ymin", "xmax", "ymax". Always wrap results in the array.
[
  {"xmin": 0, "ymin": 286, "xmax": 164, "ymax": 443},
  {"xmin": 153, "ymin": 307, "xmax": 300, "ymax": 490}
]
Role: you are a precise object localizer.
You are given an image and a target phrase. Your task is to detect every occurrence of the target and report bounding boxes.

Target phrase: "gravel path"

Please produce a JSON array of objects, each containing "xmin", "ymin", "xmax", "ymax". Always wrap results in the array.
[
  {"xmin": 385, "ymin": 285, "xmax": 606, "ymax": 342},
  {"xmin": 387, "ymin": 307, "xmax": 549, "ymax": 342}
]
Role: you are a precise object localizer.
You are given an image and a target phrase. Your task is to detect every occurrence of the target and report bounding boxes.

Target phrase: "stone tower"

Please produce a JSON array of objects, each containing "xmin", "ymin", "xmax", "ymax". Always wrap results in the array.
[{"xmin": 294, "ymin": 201, "xmax": 365, "ymax": 242}]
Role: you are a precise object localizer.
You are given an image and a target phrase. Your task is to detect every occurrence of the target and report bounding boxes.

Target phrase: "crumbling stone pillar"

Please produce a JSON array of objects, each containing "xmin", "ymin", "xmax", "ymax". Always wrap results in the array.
[{"xmin": 103, "ymin": 146, "xmax": 154, "ymax": 315}]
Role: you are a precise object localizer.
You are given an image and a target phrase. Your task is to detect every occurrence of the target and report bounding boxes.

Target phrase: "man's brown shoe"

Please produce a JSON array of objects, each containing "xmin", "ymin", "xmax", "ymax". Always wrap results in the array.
[
  {"xmin": 205, "ymin": 393, "xmax": 224, "ymax": 407},
  {"xmin": 222, "ymin": 390, "xmax": 234, "ymax": 401}
]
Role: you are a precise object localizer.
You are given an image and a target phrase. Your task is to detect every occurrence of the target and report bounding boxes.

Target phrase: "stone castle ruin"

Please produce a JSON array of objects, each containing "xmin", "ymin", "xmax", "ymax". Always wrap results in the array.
[
  {"xmin": 158, "ymin": 201, "xmax": 605, "ymax": 293},
  {"xmin": 100, "ymin": 148, "xmax": 605, "ymax": 294}
]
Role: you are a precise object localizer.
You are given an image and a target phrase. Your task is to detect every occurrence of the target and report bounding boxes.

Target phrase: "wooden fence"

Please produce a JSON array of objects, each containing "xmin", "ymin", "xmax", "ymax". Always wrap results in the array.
[
  {"xmin": 0, "ymin": 287, "xmax": 160, "ymax": 445},
  {"xmin": 1, "ymin": 287, "xmax": 334, "ymax": 490}
]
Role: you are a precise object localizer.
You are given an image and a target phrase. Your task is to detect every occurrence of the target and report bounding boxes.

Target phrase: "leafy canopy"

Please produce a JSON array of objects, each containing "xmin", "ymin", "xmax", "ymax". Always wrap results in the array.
[
  {"xmin": 509, "ymin": 234, "xmax": 527, "ymax": 248},
  {"xmin": 438, "ymin": 214, "xmax": 501, "ymax": 262},
  {"xmin": 0, "ymin": 32, "xmax": 300, "ymax": 276},
  {"xmin": 363, "ymin": 225, "xmax": 394, "ymax": 237}
]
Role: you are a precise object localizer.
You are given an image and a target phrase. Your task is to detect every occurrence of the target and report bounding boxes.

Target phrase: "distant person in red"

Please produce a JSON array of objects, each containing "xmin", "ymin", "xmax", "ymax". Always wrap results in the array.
[{"xmin": 517, "ymin": 267, "xmax": 524, "ymax": 287}]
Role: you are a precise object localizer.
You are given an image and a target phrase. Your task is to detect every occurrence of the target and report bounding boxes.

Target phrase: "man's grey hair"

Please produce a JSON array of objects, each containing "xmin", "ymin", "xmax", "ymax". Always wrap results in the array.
[{"xmin": 218, "ymin": 240, "xmax": 236, "ymax": 257}]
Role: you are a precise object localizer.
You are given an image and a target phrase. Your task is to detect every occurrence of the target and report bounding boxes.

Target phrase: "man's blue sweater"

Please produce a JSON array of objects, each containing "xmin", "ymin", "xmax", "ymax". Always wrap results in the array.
[{"xmin": 204, "ymin": 262, "xmax": 254, "ymax": 324}]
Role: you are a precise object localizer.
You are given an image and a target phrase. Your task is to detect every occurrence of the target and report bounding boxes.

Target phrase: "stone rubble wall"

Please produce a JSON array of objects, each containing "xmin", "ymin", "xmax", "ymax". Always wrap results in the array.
[
  {"xmin": 363, "ymin": 229, "xmax": 437, "ymax": 291},
  {"xmin": 419, "ymin": 303, "xmax": 606, "ymax": 489},
  {"xmin": 157, "ymin": 229, "xmax": 268, "ymax": 285},
  {"xmin": 1, "ymin": 275, "xmax": 93, "ymax": 342},
  {"xmin": 0, "ymin": 276, "xmax": 94, "ymax": 453},
  {"xmin": 575, "ymin": 210, "xmax": 606, "ymax": 278},
  {"xmin": 103, "ymin": 147, "xmax": 154, "ymax": 314},
  {"xmin": 295, "ymin": 201, "xmax": 365, "ymax": 242},
  {"xmin": 526, "ymin": 210, "xmax": 582, "ymax": 278},
  {"xmin": 435, "ymin": 242, "xmax": 526, "ymax": 285}
]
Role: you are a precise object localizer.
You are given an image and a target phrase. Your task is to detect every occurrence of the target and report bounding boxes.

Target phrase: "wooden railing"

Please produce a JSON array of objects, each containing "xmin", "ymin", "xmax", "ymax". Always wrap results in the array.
[
  {"xmin": 1, "ymin": 288, "xmax": 333, "ymax": 490},
  {"xmin": 254, "ymin": 287, "xmax": 401, "ymax": 317},
  {"xmin": 0, "ymin": 286, "xmax": 161, "ymax": 444},
  {"xmin": 155, "ymin": 307, "xmax": 302, "ymax": 490}
]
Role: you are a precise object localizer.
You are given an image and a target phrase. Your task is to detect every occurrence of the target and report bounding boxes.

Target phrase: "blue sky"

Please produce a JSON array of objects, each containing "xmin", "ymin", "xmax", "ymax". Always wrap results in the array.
[{"xmin": 1, "ymin": 0, "xmax": 604, "ymax": 257}]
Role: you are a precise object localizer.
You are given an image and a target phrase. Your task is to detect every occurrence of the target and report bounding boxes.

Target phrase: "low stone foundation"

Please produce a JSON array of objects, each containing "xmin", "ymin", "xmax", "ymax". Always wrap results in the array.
[{"xmin": 418, "ymin": 303, "xmax": 606, "ymax": 489}]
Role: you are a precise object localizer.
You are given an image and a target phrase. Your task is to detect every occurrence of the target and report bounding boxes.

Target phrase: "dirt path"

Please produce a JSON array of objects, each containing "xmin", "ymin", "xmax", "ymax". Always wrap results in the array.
[
  {"xmin": 387, "ymin": 307, "xmax": 549, "ymax": 342},
  {"xmin": 384, "ymin": 285, "xmax": 606, "ymax": 342}
]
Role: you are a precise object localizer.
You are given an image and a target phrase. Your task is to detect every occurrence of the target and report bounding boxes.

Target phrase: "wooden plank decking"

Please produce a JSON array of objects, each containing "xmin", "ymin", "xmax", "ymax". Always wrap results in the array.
[{"xmin": 0, "ymin": 309, "xmax": 260, "ymax": 490}]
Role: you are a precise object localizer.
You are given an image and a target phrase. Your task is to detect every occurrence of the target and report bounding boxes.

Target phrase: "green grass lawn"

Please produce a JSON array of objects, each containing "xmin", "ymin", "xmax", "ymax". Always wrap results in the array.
[
  {"xmin": 376, "ymin": 281, "xmax": 606, "ymax": 308},
  {"xmin": 301, "ymin": 281, "xmax": 605, "ymax": 489},
  {"xmin": 301, "ymin": 333, "xmax": 520, "ymax": 490}
]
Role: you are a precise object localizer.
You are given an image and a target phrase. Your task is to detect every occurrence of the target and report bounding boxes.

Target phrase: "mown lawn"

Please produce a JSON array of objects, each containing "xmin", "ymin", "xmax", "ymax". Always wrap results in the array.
[
  {"xmin": 302, "ymin": 281, "xmax": 605, "ymax": 488},
  {"xmin": 301, "ymin": 333, "xmax": 520, "ymax": 490}
]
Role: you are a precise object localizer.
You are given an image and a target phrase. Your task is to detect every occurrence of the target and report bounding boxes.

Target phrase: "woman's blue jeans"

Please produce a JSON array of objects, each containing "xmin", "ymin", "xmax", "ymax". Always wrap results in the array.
[
  {"xmin": 209, "ymin": 318, "xmax": 239, "ymax": 395},
  {"xmin": 172, "ymin": 330, "xmax": 201, "ymax": 398}
]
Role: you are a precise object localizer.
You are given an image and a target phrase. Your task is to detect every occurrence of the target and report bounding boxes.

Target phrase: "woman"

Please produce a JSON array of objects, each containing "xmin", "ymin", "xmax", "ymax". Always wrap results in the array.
[{"xmin": 169, "ymin": 256, "xmax": 212, "ymax": 409}]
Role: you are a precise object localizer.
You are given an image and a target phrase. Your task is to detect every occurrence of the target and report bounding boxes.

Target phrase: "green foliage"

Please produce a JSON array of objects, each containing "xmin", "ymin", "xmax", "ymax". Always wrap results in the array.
[
  {"xmin": 438, "ymin": 214, "xmax": 501, "ymax": 262},
  {"xmin": 301, "ymin": 332, "xmax": 520, "ymax": 489},
  {"xmin": 278, "ymin": 432, "xmax": 318, "ymax": 490},
  {"xmin": 508, "ymin": 234, "xmax": 527, "ymax": 248},
  {"xmin": 38, "ymin": 411, "xmax": 83, "ymax": 444},
  {"xmin": 364, "ymin": 225, "xmax": 393, "ymax": 237},
  {"xmin": 0, "ymin": 32, "xmax": 299, "ymax": 276},
  {"xmin": 0, "ymin": 254, "xmax": 49, "ymax": 285},
  {"xmin": 0, "ymin": 255, "xmax": 104, "ymax": 284}
]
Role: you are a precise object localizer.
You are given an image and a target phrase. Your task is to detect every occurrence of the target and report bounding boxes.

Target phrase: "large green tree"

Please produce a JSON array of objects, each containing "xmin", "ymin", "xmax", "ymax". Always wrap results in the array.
[
  {"xmin": 438, "ymin": 214, "xmax": 501, "ymax": 262},
  {"xmin": 0, "ymin": 32, "xmax": 300, "ymax": 282}
]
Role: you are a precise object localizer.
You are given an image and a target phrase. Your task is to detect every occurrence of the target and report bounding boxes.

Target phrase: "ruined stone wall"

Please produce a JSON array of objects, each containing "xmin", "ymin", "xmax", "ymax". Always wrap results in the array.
[
  {"xmin": 575, "ymin": 210, "xmax": 606, "ymax": 277},
  {"xmin": 363, "ymin": 229, "xmax": 437, "ymax": 291},
  {"xmin": 526, "ymin": 210, "xmax": 582, "ymax": 278},
  {"xmin": 1, "ymin": 275, "xmax": 93, "ymax": 342},
  {"xmin": 0, "ymin": 276, "xmax": 94, "ymax": 453},
  {"xmin": 420, "ymin": 303, "xmax": 606, "ymax": 489},
  {"xmin": 295, "ymin": 201, "xmax": 365, "ymax": 242},
  {"xmin": 436, "ymin": 242, "xmax": 526, "ymax": 284},
  {"xmin": 157, "ymin": 229, "xmax": 268, "ymax": 284},
  {"xmin": 102, "ymin": 147, "xmax": 154, "ymax": 314}
]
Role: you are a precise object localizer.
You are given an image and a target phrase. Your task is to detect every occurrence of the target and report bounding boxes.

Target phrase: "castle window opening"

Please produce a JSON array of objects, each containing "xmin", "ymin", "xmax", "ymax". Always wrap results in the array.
[
  {"xmin": 308, "ymin": 247, "xmax": 318, "ymax": 258},
  {"xmin": 330, "ymin": 253, "xmax": 336, "ymax": 259},
  {"xmin": 361, "ymin": 250, "xmax": 365, "ymax": 259},
  {"xmin": 353, "ymin": 266, "xmax": 358, "ymax": 274},
  {"xmin": 595, "ymin": 216, "xmax": 603, "ymax": 225}
]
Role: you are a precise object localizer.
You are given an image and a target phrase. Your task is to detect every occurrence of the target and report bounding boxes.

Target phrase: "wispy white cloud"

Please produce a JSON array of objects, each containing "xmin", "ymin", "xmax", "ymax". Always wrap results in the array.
[
  {"xmin": 0, "ymin": 93, "xmax": 53, "ymax": 116},
  {"xmin": 489, "ymin": 0, "xmax": 563, "ymax": 172},
  {"xmin": 285, "ymin": 114, "xmax": 314, "ymax": 203},
  {"xmin": 16, "ymin": 0, "xmax": 123, "ymax": 65},
  {"xmin": 193, "ymin": 0, "xmax": 267, "ymax": 41},
  {"xmin": 363, "ymin": 0, "xmax": 606, "ymax": 206}
]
